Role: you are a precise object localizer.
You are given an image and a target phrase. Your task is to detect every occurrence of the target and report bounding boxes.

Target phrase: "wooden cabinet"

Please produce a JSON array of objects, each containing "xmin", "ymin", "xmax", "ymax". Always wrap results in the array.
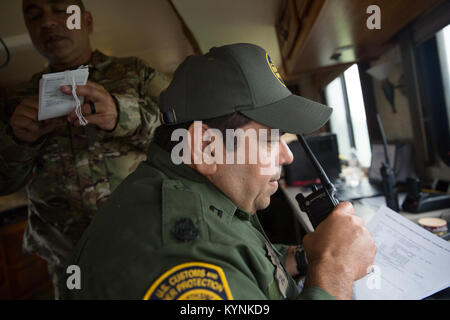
[
  {"xmin": 0, "ymin": 208, "xmax": 53, "ymax": 300},
  {"xmin": 277, "ymin": 0, "xmax": 301, "ymax": 60},
  {"xmin": 277, "ymin": 0, "xmax": 444, "ymax": 80}
]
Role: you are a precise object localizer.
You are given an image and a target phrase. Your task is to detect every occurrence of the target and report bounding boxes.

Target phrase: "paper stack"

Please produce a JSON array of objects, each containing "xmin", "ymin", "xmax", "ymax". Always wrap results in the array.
[
  {"xmin": 353, "ymin": 206, "xmax": 450, "ymax": 299},
  {"xmin": 38, "ymin": 67, "xmax": 89, "ymax": 121}
]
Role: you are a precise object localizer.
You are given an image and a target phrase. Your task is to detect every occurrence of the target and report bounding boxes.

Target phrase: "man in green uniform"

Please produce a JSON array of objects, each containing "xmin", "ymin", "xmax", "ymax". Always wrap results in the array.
[
  {"xmin": 64, "ymin": 43, "xmax": 376, "ymax": 300},
  {"xmin": 0, "ymin": 0, "xmax": 167, "ymax": 297}
]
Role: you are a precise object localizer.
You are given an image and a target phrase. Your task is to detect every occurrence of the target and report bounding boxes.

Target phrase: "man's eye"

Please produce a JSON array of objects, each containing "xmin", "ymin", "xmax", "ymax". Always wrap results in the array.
[{"xmin": 25, "ymin": 10, "xmax": 42, "ymax": 20}]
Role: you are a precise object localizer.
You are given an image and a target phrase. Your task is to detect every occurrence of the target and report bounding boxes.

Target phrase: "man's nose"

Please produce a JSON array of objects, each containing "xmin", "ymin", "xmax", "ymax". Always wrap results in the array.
[
  {"xmin": 278, "ymin": 139, "xmax": 294, "ymax": 166},
  {"xmin": 41, "ymin": 12, "xmax": 58, "ymax": 29}
]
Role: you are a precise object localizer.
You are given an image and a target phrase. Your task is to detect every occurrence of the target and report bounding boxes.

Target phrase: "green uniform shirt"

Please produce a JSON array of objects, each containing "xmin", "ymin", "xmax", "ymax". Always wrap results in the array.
[
  {"xmin": 64, "ymin": 143, "xmax": 334, "ymax": 300},
  {"xmin": 0, "ymin": 51, "xmax": 168, "ymax": 267}
]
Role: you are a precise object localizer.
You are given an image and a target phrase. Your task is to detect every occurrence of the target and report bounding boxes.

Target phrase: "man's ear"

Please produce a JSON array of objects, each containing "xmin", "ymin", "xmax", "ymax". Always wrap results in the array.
[
  {"xmin": 83, "ymin": 11, "xmax": 93, "ymax": 34},
  {"xmin": 187, "ymin": 122, "xmax": 218, "ymax": 176}
]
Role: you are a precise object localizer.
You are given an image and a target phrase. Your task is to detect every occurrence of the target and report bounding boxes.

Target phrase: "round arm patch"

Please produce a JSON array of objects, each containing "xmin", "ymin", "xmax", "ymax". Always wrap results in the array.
[{"xmin": 143, "ymin": 262, "xmax": 234, "ymax": 300}]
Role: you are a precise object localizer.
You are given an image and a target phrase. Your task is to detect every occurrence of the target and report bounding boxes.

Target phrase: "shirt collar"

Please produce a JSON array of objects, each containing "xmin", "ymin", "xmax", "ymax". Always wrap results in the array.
[
  {"xmin": 87, "ymin": 50, "xmax": 113, "ymax": 71},
  {"xmin": 147, "ymin": 142, "xmax": 254, "ymax": 222},
  {"xmin": 36, "ymin": 50, "xmax": 111, "ymax": 77}
]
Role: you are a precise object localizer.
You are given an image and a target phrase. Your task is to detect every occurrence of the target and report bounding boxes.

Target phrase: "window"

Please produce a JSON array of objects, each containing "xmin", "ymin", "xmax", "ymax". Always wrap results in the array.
[
  {"xmin": 325, "ymin": 64, "xmax": 372, "ymax": 168},
  {"xmin": 414, "ymin": 21, "xmax": 450, "ymax": 167},
  {"xmin": 436, "ymin": 24, "xmax": 450, "ymax": 138}
]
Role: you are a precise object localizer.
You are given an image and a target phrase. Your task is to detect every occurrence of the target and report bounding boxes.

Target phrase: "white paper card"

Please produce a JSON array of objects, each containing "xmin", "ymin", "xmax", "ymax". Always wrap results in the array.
[
  {"xmin": 353, "ymin": 206, "xmax": 450, "ymax": 300},
  {"xmin": 38, "ymin": 67, "xmax": 89, "ymax": 121}
]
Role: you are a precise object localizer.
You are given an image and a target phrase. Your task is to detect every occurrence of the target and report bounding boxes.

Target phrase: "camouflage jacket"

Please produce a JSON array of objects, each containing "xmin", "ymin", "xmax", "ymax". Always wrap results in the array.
[{"xmin": 0, "ymin": 50, "xmax": 168, "ymax": 266}]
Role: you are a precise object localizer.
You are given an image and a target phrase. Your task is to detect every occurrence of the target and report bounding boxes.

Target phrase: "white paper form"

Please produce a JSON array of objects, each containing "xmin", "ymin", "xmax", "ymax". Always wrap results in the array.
[
  {"xmin": 38, "ymin": 67, "xmax": 89, "ymax": 121},
  {"xmin": 353, "ymin": 206, "xmax": 450, "ymax": 300}
]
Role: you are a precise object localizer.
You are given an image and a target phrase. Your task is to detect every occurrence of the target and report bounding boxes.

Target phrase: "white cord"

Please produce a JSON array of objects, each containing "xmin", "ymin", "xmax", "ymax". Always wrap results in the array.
[{"xmin": 66, "ymin": 70, "xmax": 88, "ymax": 126}]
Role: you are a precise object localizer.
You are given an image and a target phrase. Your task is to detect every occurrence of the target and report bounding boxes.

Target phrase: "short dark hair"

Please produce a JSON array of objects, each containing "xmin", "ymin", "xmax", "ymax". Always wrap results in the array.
[
  {"xmin": 75, "ymin": 0, "xmax": 86, "ymax": 12},
  {"xmin": 67, "ymin": 0, "xmax": 86, "ymax": 12},
  {"xmin": 153, "ymin": 112, "xmax": 252, "ymax": 153},
  {"xmin": 22, "ymin": 0, "xmax": 86, "ymax": 12}
]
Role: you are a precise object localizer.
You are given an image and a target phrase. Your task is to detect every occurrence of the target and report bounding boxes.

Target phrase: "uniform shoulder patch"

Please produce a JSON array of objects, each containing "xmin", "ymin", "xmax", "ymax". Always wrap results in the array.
[
  {"xmin": 143, "ymin": 262, "xmax": 233, "ymax": 300},
  {"xmin": 266, "ymin": 52, "xmax": 286, "ymax": 87}
]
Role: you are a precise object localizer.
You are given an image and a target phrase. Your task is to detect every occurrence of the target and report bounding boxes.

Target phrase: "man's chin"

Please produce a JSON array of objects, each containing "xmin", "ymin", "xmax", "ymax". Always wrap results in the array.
[
  {"xmin": 45, "ymin": 49, "xmax": 72, "ymax": 62},
  {"xmin": 39, "ymin": 44, "xmax": 74, "ymax": 63},
  {"xmin": 255, "ymin": 197, "xmax": 272, "ymax": 212}
]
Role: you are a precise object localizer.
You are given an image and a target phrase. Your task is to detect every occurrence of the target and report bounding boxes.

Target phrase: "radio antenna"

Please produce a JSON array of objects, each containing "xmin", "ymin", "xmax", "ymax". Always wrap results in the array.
[
  {"xmin": 376, "ymin": 114, "xmax": 391, "ymax": 166},
  {"xmin": 297, "ymin": 134, "xmax": 334, "ymax": 190}
]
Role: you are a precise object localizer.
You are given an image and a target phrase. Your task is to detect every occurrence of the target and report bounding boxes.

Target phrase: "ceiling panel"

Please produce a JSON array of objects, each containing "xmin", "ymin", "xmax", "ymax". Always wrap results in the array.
[{"xmin": 172, "ymin": 0, "xmax": 283, "ymax": 68}]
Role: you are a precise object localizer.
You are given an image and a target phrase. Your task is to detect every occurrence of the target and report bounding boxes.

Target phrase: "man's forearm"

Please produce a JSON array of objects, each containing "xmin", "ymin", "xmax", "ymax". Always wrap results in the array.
[
  {"xmin": 104, "ymin": 94, "xmax": 160, "ymax": 140},
  {"xmin": 304, "ymin": 262, "xmax": 354, "ymax": 300},
  {"xmin": 285, "ymin": 245, "xmax": 344, "ymax": 299}
]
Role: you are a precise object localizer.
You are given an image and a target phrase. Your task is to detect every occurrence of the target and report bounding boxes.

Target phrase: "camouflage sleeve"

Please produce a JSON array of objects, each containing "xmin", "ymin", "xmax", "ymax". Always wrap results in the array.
[
  {"xmin": 104, "ymin": 60, "xmax": 170, "ymax": 142},
  {"xmin": 0, "ymin": 86, "xmax": 46, "ymax": 195},
  {"xmin": 0, "ymin": 119, "xmax": 44, "ymax": 196}
]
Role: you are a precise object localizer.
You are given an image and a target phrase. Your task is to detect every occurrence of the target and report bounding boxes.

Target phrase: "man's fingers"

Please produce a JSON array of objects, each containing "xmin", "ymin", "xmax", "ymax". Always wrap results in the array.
[
  {"xmin": 85, "ymin": 80, "xmax": 105, "ymax": 91},
  {"xmin": 60, "ymin": 81, "xmax": 117, "ymax": 131},
  {"xmin": 38, "ymin": 121, "xmax": 57, "ymax": 136},
  {"xmin": 333, "ymin": 201, "xmax": 355, "ymax": 216},
  {"xmin": 25, "ymin": 120, "xmax": 41, "ymax": 133},
  {"xmin": 10, "ymin": 98, "xmax": 59, "ymax": 143},
  {"xmin": 67, "ymin": 102, "xmax": 98, "ymax": 123},
  {"xmin": 79, "ymin": 102, "xmax": 98, "ymax": 116},
  {"xmin": 17, "ymin": 105, "xmax": 39, "ymax": 121},
  {"xmin": 61, "ymin": 84, "xmax": 103, "ymax": 102},
  {"xmin": 13, "ymin": 129, "xmax": 37, "ymax": 143},
  {"xmin": 71, "ymin": 114, "xmax": 102, "ymax": 127},
  {"xmin": 13, "ymin": 117, "xmax": 40, "ymax": 133},
  {"xmin": 20, "ymin": 97, "xmax": 39, "ymax": 109}
]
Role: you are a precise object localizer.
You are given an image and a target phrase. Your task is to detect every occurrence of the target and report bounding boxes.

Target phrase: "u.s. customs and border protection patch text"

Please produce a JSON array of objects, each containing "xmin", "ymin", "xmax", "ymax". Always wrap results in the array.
[
  {"xmin": 143, "ymin": 262, "xmax": 233, "ymax": 300},
  {"xmin": 266, "ymin": 53, "xmax": 286, "ymax": 87}
]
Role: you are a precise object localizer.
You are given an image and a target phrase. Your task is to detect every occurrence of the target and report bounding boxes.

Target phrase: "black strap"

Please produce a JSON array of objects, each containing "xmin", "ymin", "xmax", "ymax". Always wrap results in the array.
[{"xmin": 294, "ymin": 245, "xmax": 308, "ymax": 277}]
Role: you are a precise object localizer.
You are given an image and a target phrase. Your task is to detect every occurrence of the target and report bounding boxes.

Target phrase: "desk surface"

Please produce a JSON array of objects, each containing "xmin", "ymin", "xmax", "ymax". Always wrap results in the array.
[{"xmin": 280, "ymin": 183, "xmax": 449, "ymax": 233}]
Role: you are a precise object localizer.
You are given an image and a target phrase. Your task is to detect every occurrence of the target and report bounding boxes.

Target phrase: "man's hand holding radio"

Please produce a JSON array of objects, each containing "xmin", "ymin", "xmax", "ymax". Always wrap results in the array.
[{"xmin": 302, "ymin": 202, "xmax": 377, "ymax": 300}]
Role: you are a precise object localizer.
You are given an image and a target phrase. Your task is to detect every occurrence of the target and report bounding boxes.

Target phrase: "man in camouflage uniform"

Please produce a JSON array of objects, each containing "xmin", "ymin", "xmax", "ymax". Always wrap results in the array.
[{"xmin": 0, "ymin": 0, "xmax": 167, "ymax": 297}]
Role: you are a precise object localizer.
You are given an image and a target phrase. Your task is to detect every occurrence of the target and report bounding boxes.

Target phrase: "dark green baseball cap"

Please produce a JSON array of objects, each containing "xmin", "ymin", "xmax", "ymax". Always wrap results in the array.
[{"xmin": 159, "ymin": 43, "xmax": 332, "ymax": 134}]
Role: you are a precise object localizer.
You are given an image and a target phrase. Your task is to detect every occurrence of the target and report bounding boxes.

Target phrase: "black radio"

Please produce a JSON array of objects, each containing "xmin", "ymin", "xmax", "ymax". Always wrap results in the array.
[{"xmin": 295, "ymin": 134, "xmax": 339, "ymax": 229}]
